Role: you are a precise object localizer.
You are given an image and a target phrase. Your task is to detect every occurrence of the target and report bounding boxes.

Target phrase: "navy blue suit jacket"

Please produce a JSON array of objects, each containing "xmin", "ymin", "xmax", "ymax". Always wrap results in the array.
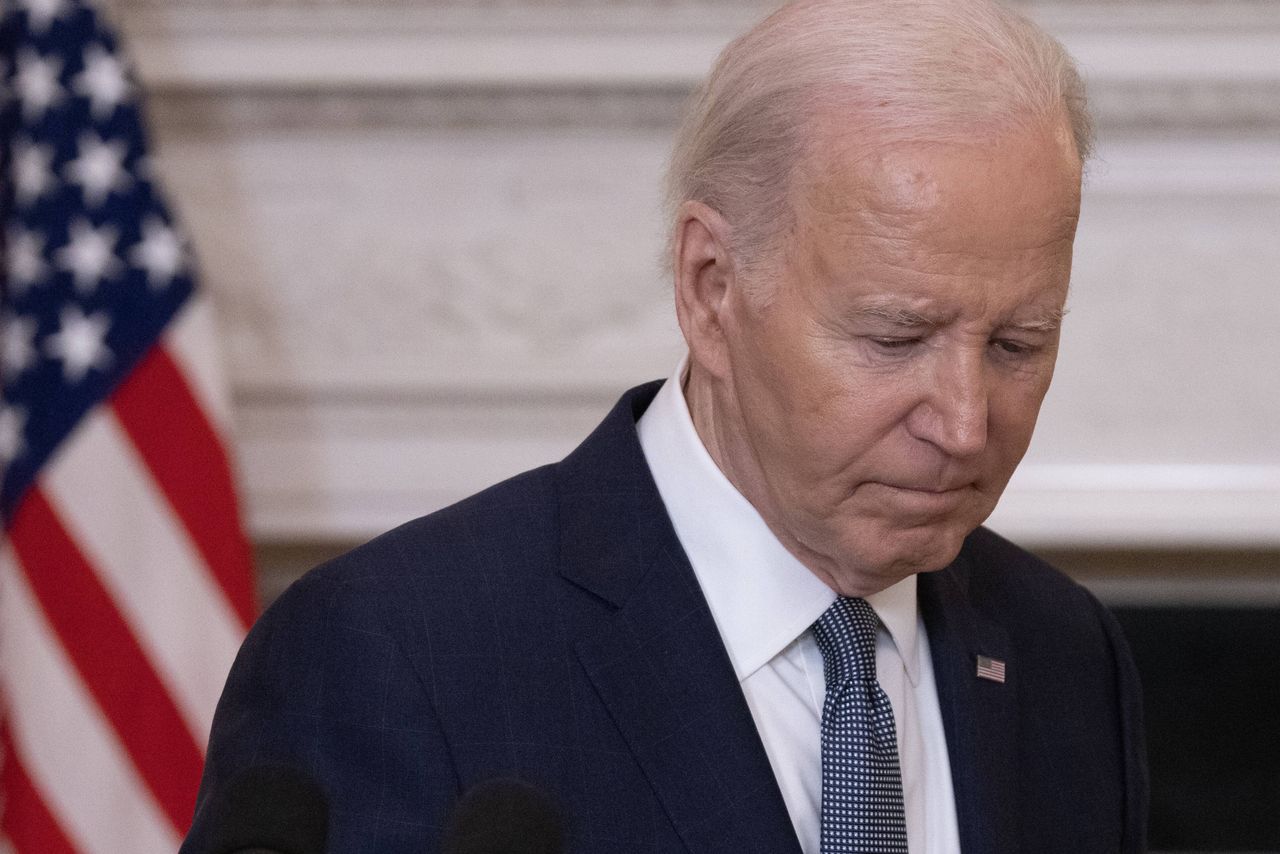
[{"xmin": 183, "ymin": 382, "xmax": 1148, "ymax": 853}]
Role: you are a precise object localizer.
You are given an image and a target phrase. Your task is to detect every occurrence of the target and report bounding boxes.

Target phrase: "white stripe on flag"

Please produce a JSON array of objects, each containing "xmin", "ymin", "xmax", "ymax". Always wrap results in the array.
[
  {"xmin": 43, "ymin": 407, "xmax": 244, "ymax": 745},
  {"xmin": 0, "ymin": 545, "xmax": 183, "ymax": 854},
  {"xmin": 164, "ymin": 296, "xmax": 236, "ymax": 439}
]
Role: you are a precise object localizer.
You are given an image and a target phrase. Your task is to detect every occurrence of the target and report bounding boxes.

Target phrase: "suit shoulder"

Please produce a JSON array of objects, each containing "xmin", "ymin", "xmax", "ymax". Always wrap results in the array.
[
  {"xmin": 960, "ymin": 526, "xmax": 1116, "ymax": 642},
  {"xmin": 963, "ymin": 525, "xmax": 1084, "ymax": 598},
  {"xmin": 294, "ymin": 462, "xmax": 561, "ymax": 593},
  {"xmin": 249, "ymin": 460, "xmax": 569, "ymax": 677},
  {"xmin": 957, "ymin": 530, "xmax": 1139, "ymax": 704}
]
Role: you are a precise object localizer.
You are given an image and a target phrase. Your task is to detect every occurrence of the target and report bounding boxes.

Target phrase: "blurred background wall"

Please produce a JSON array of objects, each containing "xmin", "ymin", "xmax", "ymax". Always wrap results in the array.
[
  {"xmin": 109, "ymin": 0, "xmax": 1278, "ymax": 844},
  {"xmin": 107, "ymin": 0, "xmax": 1280, "ymax": 583}
]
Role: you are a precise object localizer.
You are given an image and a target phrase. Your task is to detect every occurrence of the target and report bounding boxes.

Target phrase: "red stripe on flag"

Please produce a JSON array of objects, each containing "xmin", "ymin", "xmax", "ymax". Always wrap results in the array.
[
  {"xmin": 8, "ymin": 489, "xmax": 205, "ymax": 835},
  {"xmin": 109, "ymin": 344, "xmax": 257, "ymax": 628},
  {"xmin": 1, "ymin": 724, "xmax": 78, "ymax": 853}
]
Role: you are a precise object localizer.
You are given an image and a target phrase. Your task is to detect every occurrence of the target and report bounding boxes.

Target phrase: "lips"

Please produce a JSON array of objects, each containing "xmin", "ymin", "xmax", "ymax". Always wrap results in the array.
[
  {"xmin": 869, "ymin": 483, "xmax": 972, "ymax": 517},
  {"xmin": 875, "ymin": 481, "xmax": 973, "ymax": 494}
]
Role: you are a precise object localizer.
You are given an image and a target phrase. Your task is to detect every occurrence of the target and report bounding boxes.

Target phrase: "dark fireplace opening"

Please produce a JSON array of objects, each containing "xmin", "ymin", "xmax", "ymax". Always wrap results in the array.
[{"xmin": 1111, "ymin": 607, "xmax": 1280, "ymax": 852}]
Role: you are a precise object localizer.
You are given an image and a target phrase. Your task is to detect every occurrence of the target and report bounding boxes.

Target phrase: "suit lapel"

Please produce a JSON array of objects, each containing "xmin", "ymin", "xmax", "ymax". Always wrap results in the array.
[
  {"xmin": 574, "ymin": 546, "xmax": 803, "ymax": 854},
  {"xmin": 919, "ymin": 552, "xmax": 1018, "ymax": 854},
  {"xmin": 556, "ymin": 384, "xmax": 802, "ymax": 854}
]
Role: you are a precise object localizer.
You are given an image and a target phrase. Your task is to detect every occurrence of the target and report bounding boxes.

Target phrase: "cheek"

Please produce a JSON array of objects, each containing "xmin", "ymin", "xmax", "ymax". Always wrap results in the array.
[
  {"xmin": 731, "ymin": 328, "xmax": 831, "ymax": 445},
  {"xmin": 775, "ymin": 371, "xmax": 924, "ymax": 488},
  {"xmin": 766, "ymin": 393, "xmax": 918, "ymax": 518},
  {"xmin": 801, "ymin": 362, "xmax": 933, "ymax": 477},
  {"xmin": 730, "ymin": 310, "xmax": 923, "ymax": 492}
]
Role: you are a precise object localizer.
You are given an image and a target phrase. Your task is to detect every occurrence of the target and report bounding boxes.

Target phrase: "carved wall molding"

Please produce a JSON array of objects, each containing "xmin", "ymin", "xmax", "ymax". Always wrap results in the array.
[
  {"xmin": 235, "ymin": 390, "xmax": 1280, "ymax": 547},
  {"xmin": 144, "ymin": 83, "xmax": 1280, "ymax": 137},
  {"xmin": 113, "ymin": 1, "xmax": 1280, "ymax": 132},
  {"xmin": 146, "ymin": 89, "xmax": 691, "ymax": 133}
]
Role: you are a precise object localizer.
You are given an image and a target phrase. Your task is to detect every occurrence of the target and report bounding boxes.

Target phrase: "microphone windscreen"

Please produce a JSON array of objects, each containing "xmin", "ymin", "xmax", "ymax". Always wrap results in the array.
[
  {"xmin": 204, "ymin": 764, "xmax": 329, "ymax": 854},
  {"xmin": 442, "ymin": 777, "xmax": 565, "ymax": 854}
]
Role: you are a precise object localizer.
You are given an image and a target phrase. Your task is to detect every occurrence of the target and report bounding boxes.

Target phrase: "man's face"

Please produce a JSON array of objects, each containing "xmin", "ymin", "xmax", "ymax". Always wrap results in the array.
[{"xmin": 709, "ymin": 120, "xmax": 1082, "ymax": 596}]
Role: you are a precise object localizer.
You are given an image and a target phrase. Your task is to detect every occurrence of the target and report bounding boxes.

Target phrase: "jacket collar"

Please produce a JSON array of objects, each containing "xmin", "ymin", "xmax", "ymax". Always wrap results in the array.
[{"xmin": 556, "ymin": 382, "xmax": 804, "ymax": 854}]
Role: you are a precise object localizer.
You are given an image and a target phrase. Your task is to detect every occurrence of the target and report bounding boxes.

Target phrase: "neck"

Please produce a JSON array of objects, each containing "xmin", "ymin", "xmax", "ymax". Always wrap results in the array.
[{"xmin": 683, "ymin": 362, "xmax": 755, "ymax": 501}]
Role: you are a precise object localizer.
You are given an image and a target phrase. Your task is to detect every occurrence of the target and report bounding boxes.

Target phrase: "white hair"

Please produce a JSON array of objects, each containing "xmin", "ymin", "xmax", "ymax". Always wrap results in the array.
[{"xmin": 665, "ymin": 0, "xmax": 1092, "ymax": 277}]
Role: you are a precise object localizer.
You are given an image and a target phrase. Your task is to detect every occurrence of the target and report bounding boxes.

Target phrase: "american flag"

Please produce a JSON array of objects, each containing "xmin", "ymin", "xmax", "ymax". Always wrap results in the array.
[
  {"xmin": 0, "ymin": 0, "xmax": 256, "ymax": 850},
  {"xmin": 975, "ymin": 655, "xmax": 1007, "ymax": 684}
]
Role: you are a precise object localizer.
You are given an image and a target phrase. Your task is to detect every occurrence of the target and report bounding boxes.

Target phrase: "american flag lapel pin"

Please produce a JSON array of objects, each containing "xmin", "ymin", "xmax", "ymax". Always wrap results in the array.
[{"xmin": 975, "ymin": 655, "xmax": 1007, "ymax": 684}]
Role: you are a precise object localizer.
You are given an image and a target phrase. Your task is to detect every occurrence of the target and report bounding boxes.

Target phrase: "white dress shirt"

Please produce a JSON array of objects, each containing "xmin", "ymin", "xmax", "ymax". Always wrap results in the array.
[{"xmin": 636, "ymin": 358, "xmax": 961, "ymax": 854}]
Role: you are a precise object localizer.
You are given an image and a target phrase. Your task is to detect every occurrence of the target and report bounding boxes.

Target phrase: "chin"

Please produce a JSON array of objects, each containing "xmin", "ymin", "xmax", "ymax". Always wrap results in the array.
[{"xmin": 849, "ymin": 521, "xmax": 972, "ymax": 584}]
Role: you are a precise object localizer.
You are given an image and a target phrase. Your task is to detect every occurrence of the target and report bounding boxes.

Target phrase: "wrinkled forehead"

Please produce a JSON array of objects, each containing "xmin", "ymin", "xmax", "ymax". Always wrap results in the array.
[{"xmin": 791, "ymin": 114, "xmax": 1084, "ymax": 255}]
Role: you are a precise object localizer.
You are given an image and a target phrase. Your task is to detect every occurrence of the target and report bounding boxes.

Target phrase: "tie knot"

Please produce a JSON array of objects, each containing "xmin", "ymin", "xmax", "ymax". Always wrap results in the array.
[{"xmin": 812, "ymin": 597, "xmax": 879, "ymax": 685}]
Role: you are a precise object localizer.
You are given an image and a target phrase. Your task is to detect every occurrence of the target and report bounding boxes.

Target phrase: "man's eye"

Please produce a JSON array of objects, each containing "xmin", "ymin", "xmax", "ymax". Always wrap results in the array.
[
  {"xmin": 870, "ymin": 337, "xmax": 920, "ymax": 351},
  {"xmin": 992, "ymin": 339, "xmax": 1033, "ymax": 355}
]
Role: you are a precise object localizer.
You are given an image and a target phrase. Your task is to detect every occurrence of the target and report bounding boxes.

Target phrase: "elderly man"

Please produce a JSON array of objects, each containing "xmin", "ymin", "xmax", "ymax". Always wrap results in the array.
[{"xmin": 183, "ymin": 0, "xmax": 1147, "ymax": 852}]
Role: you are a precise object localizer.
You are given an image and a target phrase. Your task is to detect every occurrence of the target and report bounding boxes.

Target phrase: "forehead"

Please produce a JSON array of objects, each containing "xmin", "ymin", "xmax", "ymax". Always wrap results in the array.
[{"xmin": 793, "ymin": 118, "xmax": 1083, "ymax": 266}]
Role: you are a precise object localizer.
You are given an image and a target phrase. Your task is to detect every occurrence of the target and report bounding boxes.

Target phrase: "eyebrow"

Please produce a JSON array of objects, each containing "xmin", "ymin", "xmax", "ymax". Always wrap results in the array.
[
  {"xmin": 1005, "ymin": 308, "xmax": 1069, "ymax": 333},
  {"xmin": 848, "ymin": 302, "xmax": 1069, "ymax": 332},
  {"xmin": 849, "ymin": 302, "xmax": 943, "ymax": 328}
]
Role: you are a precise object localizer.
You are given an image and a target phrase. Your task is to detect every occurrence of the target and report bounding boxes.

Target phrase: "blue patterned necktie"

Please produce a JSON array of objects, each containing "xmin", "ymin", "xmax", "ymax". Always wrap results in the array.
[{"xmin": 812, "ymin": 597, "xmax": 909, "ymax": 853}]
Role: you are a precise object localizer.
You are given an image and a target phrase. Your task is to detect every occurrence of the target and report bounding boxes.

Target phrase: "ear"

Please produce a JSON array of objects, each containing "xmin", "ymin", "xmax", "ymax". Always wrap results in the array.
[{"xmin": 672, "ymin": 201, "xmax": 737, "ymax": 379}]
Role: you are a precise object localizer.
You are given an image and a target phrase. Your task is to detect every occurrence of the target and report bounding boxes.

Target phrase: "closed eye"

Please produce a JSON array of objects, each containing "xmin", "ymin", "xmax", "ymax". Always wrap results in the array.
[
  {"xmin": 991, "ymin": 338, "xmax": 1038, "ymax": 356},
  {"xmin": 870, "ymin": 337, "xmax": 921, "ymax": 351}
]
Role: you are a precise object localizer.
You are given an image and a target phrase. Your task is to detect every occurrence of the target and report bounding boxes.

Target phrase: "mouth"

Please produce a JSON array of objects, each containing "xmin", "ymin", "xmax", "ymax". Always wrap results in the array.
[
  {"xmin": 866, "ymin": 481, "xmax": 975, "ymax": 512},
  {"xmin": 876, "ymin": 481, "xmax": 973, "ymax": 495}
]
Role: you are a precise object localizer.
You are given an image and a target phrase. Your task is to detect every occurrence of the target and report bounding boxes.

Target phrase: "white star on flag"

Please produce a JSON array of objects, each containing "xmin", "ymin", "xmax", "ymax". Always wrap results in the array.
[
  {"xmin": 64, "ymin": 132, "xmax": 131, "ymax": 208},
  {"xmin": 11, "ymin": 139, "xmax": 58, "ymax": 207},
  {"xmin": 72, "ymin": 43, "xmax": 132, "ymax": 119},
  {"xmin": 43, "ymin": 305, "xmax": 114, "ymax": 383},
  {"xmin": 0, "ymin": 405, "xmax": 29, "ymax": 467},
  {"xmin": 129, "ymin": 215, "xmax": 187, "ymax": 288},
  {"xmin": 13, "ymin": 49, "xmax": 64, "ymax": 121},
  {"xmin": 54, "ymin": 217, "xmax": 123, "ymax": 292},
  {"xmin": 17, "ymin": 0, "xmax": 74, "ymax": 33},
  {"xmin": 5, "ymin": 226, "xmax": 50, "ymax": 292},
  {"xmin": 1, "ymin": 314, "xmax": 40, "ymax": 380}
]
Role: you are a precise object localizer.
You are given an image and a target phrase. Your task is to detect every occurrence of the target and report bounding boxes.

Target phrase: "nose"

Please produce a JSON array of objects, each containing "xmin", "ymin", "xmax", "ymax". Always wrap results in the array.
[{"xmin": 906, "ymin": 350, "xmax": 989, "ymax": 459}]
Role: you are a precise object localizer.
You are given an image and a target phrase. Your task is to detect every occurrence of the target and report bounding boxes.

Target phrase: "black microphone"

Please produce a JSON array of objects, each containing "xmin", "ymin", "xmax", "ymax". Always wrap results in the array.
[
  {"xmin": 442, "ymin": 777, "xmax": 566, "ymax": 854},
  {"xmin": 203, "ymin": 764, "xmax": 329, "ymax": 854}
]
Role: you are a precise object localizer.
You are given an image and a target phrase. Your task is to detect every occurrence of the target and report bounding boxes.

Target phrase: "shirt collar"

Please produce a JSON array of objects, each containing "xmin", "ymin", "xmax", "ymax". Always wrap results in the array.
[
  {"xmin": 636, "ymin": 356, "xmax": 921, "ymax": 685},
  {"xmin": 866, "ymin": 573, "xmax": 921, "ymax": 686}
]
